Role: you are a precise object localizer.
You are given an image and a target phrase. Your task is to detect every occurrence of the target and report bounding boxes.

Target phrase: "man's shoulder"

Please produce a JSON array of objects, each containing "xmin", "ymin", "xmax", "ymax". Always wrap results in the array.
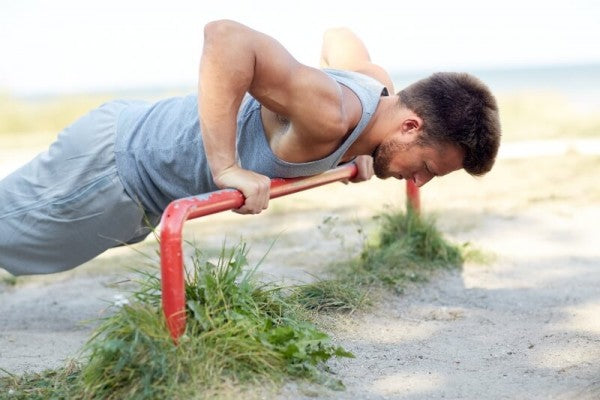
[{"xmin": 324, "ymin": 66, "xmax": 392, "ymax": 95}]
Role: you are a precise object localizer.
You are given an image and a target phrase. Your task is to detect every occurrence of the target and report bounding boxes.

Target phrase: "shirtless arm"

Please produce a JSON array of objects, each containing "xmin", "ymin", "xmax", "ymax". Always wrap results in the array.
[
  {"xmin": 320, "ymin": 27, "xmax": 394, "ymax": 182},
  {"xmin": 199, "ymin": 20, "xmax": 349, "ymax": 214}
]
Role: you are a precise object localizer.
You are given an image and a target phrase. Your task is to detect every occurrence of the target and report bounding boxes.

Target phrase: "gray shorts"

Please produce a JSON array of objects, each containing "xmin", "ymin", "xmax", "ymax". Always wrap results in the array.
[{"xmin": 0, "ymin": 100, "xmax": 157, "ymax": 276}]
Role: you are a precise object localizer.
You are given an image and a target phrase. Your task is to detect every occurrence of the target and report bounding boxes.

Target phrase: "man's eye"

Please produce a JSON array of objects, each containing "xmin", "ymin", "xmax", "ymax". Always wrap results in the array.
[{"xmin": 425, "ymin": 163, "xmax": 436, "ymax": 176}]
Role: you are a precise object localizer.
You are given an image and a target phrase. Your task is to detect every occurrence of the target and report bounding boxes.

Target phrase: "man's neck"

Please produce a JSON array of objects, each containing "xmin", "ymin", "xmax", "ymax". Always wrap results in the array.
[{"xmin": 343, "ymin": 96, "xmax": 400, "ymax": 159}]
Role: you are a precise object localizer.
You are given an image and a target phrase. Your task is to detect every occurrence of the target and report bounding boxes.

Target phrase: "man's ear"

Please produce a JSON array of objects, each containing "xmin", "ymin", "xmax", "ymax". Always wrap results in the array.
[{"xmin": 400, "ymin": 114, "xmax": 423, "ymax": 134}]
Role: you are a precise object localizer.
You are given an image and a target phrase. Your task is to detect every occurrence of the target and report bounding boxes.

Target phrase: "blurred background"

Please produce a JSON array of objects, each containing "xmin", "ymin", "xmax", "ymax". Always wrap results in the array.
[{"xmin": 1, "ymin": 0, "xmax": 599, "ymax": 148}]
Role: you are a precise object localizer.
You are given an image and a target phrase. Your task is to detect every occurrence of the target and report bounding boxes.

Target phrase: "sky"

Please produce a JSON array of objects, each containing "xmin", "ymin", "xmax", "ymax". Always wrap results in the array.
[{"xmin": 1, "ymin": 0, "xmax": 599, "ymax": 95}]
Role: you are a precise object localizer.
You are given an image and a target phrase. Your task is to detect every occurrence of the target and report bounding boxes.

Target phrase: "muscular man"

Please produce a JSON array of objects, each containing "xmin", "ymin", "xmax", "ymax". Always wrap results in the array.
[{"xmin": 0, "ymin": 20, "xmax": 500, "ymax": 276}]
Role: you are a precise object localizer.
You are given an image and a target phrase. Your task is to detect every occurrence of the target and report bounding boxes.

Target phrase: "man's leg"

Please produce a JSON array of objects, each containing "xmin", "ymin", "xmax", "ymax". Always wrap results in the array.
[{"xmin": 0, "ymin": 100, "xmax": 153, "ymax": 276}]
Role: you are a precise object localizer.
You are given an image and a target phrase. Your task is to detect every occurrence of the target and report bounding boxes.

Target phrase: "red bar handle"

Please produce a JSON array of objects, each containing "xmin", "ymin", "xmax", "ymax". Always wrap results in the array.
[{"xmin": 160, "ymin": 163, "xmax": 358, "ymax": 341}]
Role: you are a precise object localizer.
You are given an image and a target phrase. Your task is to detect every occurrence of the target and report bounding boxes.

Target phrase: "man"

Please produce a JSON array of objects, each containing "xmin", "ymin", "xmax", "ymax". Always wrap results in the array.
[{"xmin": 0, "ymin": 20, "xmax": 500, "ymax": 276}]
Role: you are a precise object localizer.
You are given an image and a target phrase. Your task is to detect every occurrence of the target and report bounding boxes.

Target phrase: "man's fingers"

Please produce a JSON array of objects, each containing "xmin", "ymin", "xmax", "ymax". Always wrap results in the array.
[
  {"xmin": 349, "ymin": 155, "xmax": 374, "ymax": 182},
  {"xmin": 238, "ymin": 174, "xmax": 270, "ymax": 214},
  {"xmin": 213, "ymin": 166, "xmax": 271, "ymax": 215}
]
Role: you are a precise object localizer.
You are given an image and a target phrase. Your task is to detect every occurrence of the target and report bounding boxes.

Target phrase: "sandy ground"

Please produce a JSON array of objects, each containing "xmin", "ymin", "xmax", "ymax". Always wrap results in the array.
[
  {"xmin": 279, "ymin": 203, "xmax": 600, "ymax": 400},
  {"xmin": 1, "ymin": 142, "xmax": 599, "ymax": 399}
]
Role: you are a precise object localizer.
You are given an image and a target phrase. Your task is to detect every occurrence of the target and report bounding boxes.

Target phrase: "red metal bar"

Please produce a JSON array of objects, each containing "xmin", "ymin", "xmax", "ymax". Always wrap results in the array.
[
  {"xmin": 160, "ymin": 163, "xmax": 358, "ymax": 341},
  {"xmin": 406, "ymin": 180, "xmax": 420, "ymax": 213}
]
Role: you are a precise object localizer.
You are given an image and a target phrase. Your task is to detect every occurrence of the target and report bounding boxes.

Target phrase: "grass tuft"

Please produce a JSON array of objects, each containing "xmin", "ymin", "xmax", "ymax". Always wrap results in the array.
[
  {"xmin": 293, "ymin": 208, "xmax": 465, "ymax": 310},
  {"xmin": 356, "ymin": 208, "xmax": 463, "ymax": 291},
  {"xmin": 0, "ymin": 362, "xmax": 81, "ymax": 399},
  {"xmin": 460, "ymin": 242, "xmax": 497, "ymax": 265},
  {"xmin": 0, "ymin": 274, "xmax": 17, "ymax": 286},
  {"xmin": 291, "ymin": 278, "xmax": 370, "ymax": 314}
]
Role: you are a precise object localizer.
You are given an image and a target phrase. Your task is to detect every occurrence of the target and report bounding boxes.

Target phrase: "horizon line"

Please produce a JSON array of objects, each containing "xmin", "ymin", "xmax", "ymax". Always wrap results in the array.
[{"xmin": 5, "ymin": 61, "xmax": 599, "ymax": 100}]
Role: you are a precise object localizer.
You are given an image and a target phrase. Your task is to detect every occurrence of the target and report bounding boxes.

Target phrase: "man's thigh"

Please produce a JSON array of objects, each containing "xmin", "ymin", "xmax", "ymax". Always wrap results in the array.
[
  {"xmin": 0, "ymin": 100, "xmax": 153, "ymax": 276},
  {"xmin": 0, "ymin": 170, "xmax": 149, "ymax": 276}
]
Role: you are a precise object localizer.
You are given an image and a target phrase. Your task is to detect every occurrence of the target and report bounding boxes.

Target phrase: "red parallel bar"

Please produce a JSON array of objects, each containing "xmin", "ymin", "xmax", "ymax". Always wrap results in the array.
[
  {"xmin": 406, "ymin": 179, "xmax": 420, "ymax": 213},
  {"xmin": 160, "ymin": 163, "xmax": 358, "ymax": 341}
]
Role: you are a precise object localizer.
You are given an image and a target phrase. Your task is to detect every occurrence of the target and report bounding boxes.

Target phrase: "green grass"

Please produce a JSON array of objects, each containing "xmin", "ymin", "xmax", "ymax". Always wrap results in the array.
[
  {"xmin": 0, "ymin": 208, "xmax": 486, "ymax": 398},
  {"xmin": 356, "ymin": 208, "xmax": 464, "ymax": 290},
  {"xmin": 0, "ymin": 362, "xmax": 81, "ymax": 399},
  {"xmin": 291, "ymin": 277, "xmax": 370, "ymax": 314},
  {"xmin": 293, "ymin": 208, "xmax": 468, "ymax": 311},
  {"xmin": 0, "ymin": 274, "xmax": 17, "ymax": 286},
  {"xmin": 0, "ymin": 243, "xmax": 352, "ymax": 399},
  {"xmin": 460, "ymin": 242, "xmax": 497, "ymax": 265}
]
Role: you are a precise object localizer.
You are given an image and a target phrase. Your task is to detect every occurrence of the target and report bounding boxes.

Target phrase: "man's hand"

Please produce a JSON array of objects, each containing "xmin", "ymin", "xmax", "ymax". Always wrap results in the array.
[
  {"xmin": 341, "ymin": 155, "xmax": 374, "ymax": 184},
  {"xmin": 351, "ymin": 155, "xmax": 375, "ymax": 182},
  {"xmin": 213, "ymin": 165, "xmax": 271, "ymax": 214}
]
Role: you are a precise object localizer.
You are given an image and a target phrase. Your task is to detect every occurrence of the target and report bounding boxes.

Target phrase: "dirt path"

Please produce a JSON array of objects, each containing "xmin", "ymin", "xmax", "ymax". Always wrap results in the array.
[
  {"xmin": 278, "ymin": 204, "xmax": 600, "ymax": 399},
  {"xmin": 1, "ymin": 146, "xmax": 599, "ymax": 399}
]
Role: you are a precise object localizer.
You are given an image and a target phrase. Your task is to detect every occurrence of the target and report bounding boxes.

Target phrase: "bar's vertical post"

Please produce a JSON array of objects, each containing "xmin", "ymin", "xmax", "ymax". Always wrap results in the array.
[
  {"xmin": 406, "ymin": 180, "xmax": 420, "ymax": 213},
  {"xmin": 160, "ymin": 205, "xmax": 189, "ymax": 342}
]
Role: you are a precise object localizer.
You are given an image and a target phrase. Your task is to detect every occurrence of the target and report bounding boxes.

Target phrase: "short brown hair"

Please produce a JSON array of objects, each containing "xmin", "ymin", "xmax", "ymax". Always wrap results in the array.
[{"xmin": 398, "ymin": 72, "xmax": 501, "ymax": 176}]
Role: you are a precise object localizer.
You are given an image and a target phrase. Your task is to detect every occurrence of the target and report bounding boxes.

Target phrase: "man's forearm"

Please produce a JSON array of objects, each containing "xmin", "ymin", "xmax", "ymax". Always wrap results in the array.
[{"xmin": 196, "ymin": 19, "xmax": 303, "ymax": 215}]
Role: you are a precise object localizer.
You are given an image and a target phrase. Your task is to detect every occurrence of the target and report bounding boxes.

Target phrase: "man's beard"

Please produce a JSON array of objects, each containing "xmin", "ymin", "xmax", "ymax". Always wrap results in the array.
[{"xmin": 372, "ymin": 139, "xmax": 412, "ymax": 179}]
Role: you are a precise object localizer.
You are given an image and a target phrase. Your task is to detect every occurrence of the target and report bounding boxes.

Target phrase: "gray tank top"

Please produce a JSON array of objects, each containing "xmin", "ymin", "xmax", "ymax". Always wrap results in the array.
[{"xmin": 114, "ymin": 69, "xmax": 387, "ymax": 215}]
